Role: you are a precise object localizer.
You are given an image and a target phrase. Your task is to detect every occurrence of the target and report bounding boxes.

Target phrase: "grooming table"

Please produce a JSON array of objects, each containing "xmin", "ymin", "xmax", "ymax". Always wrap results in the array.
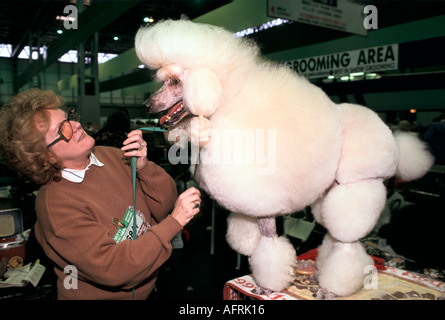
[
  {"xmin": 224, "ymin": 266, "xmax": 445, "ymax": 300},
  {"xmin": 224, "ymin": 251, "xmax": 445, "ymax": 300}
]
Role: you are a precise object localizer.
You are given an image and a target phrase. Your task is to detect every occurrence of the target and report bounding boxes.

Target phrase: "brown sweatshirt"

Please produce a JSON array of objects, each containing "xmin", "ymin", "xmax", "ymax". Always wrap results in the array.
[{"xmin": 34, "ymin": 146, "xmax": 181, "ymax": 299}]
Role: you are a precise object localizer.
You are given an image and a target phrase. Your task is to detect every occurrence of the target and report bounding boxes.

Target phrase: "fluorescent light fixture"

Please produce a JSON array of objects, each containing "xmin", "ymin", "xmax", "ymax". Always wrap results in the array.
[{"xmin": 234, "ymin": 18, "xmax": 289, "ymax": 37}]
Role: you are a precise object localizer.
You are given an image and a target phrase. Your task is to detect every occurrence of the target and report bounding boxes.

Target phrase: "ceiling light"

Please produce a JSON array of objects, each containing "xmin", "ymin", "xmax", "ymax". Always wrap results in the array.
[
  {"xmin": 57, "ymin": 29, "xmax": 63, "ymax": 34},
  {"xmin": 365, "ymin": 73, "xmax": 381, "ymax": 80},
  {"xmin": 113, "ymin": 36, "xmax": 119, "ymax": 41}
]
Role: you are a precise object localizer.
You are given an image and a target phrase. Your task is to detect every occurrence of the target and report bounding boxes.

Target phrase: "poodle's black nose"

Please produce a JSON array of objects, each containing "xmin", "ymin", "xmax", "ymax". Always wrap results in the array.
[{"xmin": 143, "ymin": 98, "xmax": 152, "ymax": 113}]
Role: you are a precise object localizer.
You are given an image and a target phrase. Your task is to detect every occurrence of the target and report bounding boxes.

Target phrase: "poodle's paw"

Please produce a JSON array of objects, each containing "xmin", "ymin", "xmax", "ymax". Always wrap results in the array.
[
  {"xmin": 226, "ymin": 212, "xmax": 260, "ymax": 256},
  {"xmin": 249, "ymin": 236, "xmax": 297, "ymax": 292},
  {"xmin": 317, "ymin": 241, "xmax": 373, "ymax": 297},
  {"xmin": 314, "ymin": 288, "xmax": 337, "ymax": 300},
  {"xmin": 251, "ymin": 287, "xmax": 274, "ymax": 296}
]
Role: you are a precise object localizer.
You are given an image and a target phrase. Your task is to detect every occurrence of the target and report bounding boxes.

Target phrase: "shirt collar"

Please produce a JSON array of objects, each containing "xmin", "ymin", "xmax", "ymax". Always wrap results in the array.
[{"xmin": 61, "ymin": 152, "xmax": 104, "ymax": 183}]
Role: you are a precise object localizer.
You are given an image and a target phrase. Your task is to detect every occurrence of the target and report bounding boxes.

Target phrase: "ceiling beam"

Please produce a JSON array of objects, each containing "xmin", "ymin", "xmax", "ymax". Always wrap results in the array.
[
  {"xmin": 55, "ymin": 0, "xmax": 268, "ymax": 93},
  {"xmin": 54, "ymin": 3, "xmax": 445, "ymax": 98},
  {"xmin": 16, "ymin": 0, "xmax": 141, "ymax": 89},
  {"xmin": 266, "ymin": 14, "xmax": 445, "ymax": 62}
]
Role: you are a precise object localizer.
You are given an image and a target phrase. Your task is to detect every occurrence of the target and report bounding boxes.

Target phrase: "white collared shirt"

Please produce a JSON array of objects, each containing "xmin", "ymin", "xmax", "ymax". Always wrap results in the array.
[{"xmin": 62, "ymin": 152, "xmax": 104, "ymax": 183}]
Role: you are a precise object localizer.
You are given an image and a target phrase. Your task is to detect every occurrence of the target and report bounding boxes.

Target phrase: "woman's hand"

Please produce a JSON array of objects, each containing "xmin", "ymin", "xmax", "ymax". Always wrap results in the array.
[
  {"xmin": 121, "ymin": 129, "xmax": 148, "ymax": 170},
  {"xmin": 171, "ymin": 187, "xmax": 201, "ymax": 227}
]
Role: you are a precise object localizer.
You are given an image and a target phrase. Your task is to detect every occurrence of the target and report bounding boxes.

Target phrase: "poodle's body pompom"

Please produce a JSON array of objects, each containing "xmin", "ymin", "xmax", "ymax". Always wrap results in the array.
[{"xmin": 195, "ymin": 64, "xmax": 343, "ymax": 217}]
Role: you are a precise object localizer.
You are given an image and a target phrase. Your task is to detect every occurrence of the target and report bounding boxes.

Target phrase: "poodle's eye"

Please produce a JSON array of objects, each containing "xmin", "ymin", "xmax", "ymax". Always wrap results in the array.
[{"xmin": 170, "ymin": 78, "xmax": 180, "ymax": 85}]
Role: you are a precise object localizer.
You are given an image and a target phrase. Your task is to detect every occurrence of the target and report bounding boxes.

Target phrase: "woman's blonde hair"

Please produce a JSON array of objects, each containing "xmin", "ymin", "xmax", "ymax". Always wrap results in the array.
[{"xmin": 0, "ymin": 88, "xmax": 65, "ymax": 185}]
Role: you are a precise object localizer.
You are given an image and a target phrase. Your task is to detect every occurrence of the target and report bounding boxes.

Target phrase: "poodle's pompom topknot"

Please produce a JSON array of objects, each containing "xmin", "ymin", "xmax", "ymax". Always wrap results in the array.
[{"xmin": 134, "ymin": 19, "xmax": 260, "ymax": 73}]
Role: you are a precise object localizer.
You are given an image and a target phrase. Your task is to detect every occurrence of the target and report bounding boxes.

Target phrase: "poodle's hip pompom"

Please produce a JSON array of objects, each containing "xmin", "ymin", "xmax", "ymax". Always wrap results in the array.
[
  {"xmin": 248, "ymin": 236, "xmax": 296, "ymax": 292},
  {"xmin": 226, "ymin": 212, "xmax": 261, "ymax": 256},
  {"xmin": 394, "ymin": 131, "xmax": 434, "ymax": 181},
  {"xmin": 318, "ymin": 179, "xmax": 387, "ymax": 243}
]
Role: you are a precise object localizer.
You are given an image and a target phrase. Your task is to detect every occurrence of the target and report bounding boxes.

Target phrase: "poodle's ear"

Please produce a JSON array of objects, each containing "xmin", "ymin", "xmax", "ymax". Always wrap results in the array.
[{"xmin": 183, "ymin": 67, "xmax": 222, "ymax": 117}]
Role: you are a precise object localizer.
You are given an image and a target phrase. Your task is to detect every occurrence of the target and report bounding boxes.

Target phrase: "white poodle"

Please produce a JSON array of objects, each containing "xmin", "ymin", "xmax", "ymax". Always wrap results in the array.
[{"xmin": 135, "ymin": 19, "xmax": 434, "ymax": 297}]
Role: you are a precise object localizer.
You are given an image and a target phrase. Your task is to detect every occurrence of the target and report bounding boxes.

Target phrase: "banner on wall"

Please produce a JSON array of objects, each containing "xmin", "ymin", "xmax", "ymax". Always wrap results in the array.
[
  {"xmin": 284, "ymin": 44, "xmax": 399, "ymax": 79},
  {"xmin": 267, "ymin": 0, "xmax": 367, "ymax": 36}
]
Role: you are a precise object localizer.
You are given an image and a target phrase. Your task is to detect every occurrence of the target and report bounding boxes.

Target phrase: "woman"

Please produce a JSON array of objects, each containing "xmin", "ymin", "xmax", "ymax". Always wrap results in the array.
[{"xmin": 0, "ymin": 88, "xmax": 201, "ymax": 299}]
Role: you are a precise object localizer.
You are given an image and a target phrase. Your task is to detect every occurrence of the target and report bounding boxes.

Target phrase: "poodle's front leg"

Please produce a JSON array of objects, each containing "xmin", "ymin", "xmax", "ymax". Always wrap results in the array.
[{"xmin": 249, "ymin": 216, "xmax": 297, "ymax": 294}]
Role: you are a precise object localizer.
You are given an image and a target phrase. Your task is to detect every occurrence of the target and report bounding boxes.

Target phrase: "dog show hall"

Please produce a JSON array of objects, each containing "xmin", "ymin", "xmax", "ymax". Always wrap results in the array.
[{"xmin": 0, "ymin": 0, "xmax": 444, "ymax": 305}]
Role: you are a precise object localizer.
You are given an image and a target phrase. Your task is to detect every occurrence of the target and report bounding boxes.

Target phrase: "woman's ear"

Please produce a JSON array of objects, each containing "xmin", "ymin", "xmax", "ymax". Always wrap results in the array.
[
  {"xmin": 183, "ymin": 67, "xmax": 222, "ymax": 117},
  {"xmin": 47, "ymin": 150, "xmax": 59, "ymax": 164}
]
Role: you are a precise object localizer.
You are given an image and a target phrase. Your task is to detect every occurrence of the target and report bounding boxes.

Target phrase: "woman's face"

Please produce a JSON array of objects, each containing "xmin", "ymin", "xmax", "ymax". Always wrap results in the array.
[{"xmin": 44, "ymin": 108, "xmax": 95, "ymax": 169}]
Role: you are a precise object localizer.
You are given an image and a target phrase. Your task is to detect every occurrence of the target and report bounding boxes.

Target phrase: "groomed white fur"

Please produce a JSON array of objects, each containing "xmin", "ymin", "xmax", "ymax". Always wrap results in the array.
[
  {"xmin": 135, "ymin": 19, "xmax": 435, "ymax": 296},
  {"xmin": 316, "ymin": 234, "xmax": 374, "ymax": 297},
  {"xmin": 226, "ymin": 212, "xmax": 261, "ymax": 256},
  {"xmin": 249, "ymin": 236, "xmax": 297, "ymax": 292},
  {"xmin": 183, "ymin": 67, "xmax": 222, "ymax": 117},
  {"xmin": 394, "ymin": 131, "xmax": 435, "ymax": 181},
  {"xmin": 336, "ymin": 103, "xmax": 399, "ymax": 184},
  {"xmin": 312, "ymin": 179, "xmax": 386, "ymax": 243}
]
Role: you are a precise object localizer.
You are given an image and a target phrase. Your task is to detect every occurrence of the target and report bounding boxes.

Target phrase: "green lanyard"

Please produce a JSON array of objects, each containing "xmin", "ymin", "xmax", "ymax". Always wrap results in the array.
[
  {"xmin": 130, "ymin": 126, "xmax": 166, "ymax": 299},
  {"xmin": 132, "ymin": 157, "xmax": 137, "ymax": 241}
]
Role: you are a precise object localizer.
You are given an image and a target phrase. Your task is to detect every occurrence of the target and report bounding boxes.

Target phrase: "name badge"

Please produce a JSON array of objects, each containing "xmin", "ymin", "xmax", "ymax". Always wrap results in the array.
[{"xmin": 113, "ymin": 206, "xmax": 150, "ymax": 244}]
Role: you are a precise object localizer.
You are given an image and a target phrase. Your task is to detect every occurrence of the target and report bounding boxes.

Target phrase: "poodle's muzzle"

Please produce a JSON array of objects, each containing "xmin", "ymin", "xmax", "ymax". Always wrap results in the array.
[{"xmin": 143, "ymin": 96, "xmax": 191, "ymax": 128}]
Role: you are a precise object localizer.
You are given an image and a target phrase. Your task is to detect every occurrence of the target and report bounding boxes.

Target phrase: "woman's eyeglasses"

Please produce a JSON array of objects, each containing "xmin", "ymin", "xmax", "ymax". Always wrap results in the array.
[{"xmin": 46, "ymin": 108, "xmax": 81, "ymax": 148}]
